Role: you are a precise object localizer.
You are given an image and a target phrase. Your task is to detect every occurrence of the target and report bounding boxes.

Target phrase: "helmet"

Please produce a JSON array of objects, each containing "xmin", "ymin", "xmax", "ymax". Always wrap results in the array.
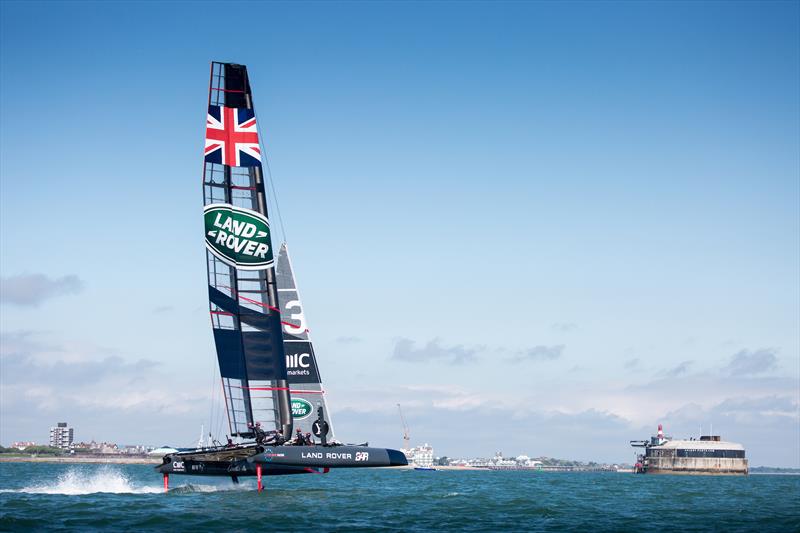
[{"xmin": 296, "ymin": 428, "xmax": 302, "ymax": 433}]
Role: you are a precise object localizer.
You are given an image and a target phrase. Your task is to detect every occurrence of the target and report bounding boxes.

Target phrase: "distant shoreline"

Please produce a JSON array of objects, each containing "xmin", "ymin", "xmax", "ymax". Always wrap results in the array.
[
  {"xmin": 0, "ymin": 455, "xmax": 160, "ymax": 465},
  {"xmin": 1, "ymin": 456, "xmax": 797, "ymax": 474}
]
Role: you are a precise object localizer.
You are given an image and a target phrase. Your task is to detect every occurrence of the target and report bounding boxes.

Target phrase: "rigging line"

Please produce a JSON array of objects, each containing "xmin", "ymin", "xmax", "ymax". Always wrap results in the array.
[
  {"xmin": 216, "ymin": 285, "xmax": 309, "ymax": 331},
  {"xmin": 252, "ymin": 106, "xmax": 288, "ymax": 244},
  {"xmin": 208, "ymin": 319, "xmax": 220, "ymax": 443},
  {"xmin": 210, "ymin": 363, "xmax": 222, "ymax": 443},
  {"xmin": 265, "ymin": 155, "xmax": 288, "ymax": 244}
]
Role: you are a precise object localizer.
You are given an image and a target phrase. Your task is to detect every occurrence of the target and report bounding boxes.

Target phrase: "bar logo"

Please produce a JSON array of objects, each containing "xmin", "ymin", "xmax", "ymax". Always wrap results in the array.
[{"xmin": 204, "ymin": 203, "xmax": 273, "ymax": 270}]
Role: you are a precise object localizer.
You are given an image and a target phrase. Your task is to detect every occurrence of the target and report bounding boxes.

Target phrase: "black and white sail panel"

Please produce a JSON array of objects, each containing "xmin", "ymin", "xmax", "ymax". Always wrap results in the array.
[
  {"xmin": 203, "ymin": 62, "xmax": 292, "ymax": 439},
  {"xmin": 276, "ymin": 243, "xmax": 335, "ymax": 440}
]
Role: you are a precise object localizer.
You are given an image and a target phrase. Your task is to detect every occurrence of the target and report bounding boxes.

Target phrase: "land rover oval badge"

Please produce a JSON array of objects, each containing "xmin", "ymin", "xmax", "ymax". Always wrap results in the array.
[
  {"xmin": 204, "ymin": 203, "xmax": 273, "ymax": 270},
  {"xmin": 291, "ymin": 398, "xmax": 313, "ymax": 420}
]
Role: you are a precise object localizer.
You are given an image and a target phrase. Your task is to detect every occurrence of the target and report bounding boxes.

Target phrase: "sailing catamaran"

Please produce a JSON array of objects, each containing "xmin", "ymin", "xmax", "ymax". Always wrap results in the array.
[{"xmin": 155, "ymin": 62, "xmax": 406, "ymax": 491}]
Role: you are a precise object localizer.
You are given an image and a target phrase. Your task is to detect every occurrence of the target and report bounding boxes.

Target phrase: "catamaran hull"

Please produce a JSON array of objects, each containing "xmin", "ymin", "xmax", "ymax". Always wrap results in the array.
[
  {"xmin": 155, "ymin": 458, "xmax": 319, "ymax": 477},
  {"xmin": 252, "ymin": 445, "xmax": 408, "ymax": 468},
  {"xmin": 155, "ymin": 445, "xmax": 407, "ymax": 478}
]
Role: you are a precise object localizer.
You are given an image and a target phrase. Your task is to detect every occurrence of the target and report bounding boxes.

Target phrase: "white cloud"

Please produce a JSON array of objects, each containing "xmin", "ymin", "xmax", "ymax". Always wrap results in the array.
[
  {"xmin": 0, "ymin": 274, "xmax": 83, "ymax": 306},
  {"xmin": 392, "ymin": 337, "xmax": 480, "ymax": 364},
  {"xmin": 724, "ymin": 348, "xmax": 778, "ymax": 376},
  {"xmin": 511, "ymin": 344, "xmax": 565, "ymax": 362},
  {"xmin": 0, "ymin": 330, "xmax": 209, "ymax": 446}
]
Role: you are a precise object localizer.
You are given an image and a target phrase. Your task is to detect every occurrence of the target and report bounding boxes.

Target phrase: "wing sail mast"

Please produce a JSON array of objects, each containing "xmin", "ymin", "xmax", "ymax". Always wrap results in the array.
[{"xmin": 204, "ymin": 62, "xmax": 292, "ymax": 441}]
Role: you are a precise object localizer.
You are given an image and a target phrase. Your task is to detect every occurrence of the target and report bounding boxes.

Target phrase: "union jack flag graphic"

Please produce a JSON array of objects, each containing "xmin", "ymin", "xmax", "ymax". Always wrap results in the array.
[{"xmin": 205, "ymin": 105, "xmax": 261, "ymax": 167}]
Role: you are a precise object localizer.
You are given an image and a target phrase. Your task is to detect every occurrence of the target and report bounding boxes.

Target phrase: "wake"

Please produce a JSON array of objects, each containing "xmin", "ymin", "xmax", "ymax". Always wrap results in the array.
[
  {"xmin": 0, "ymin": 466, "xmax": 254, "ymax": 495},
  {"xmin": 0, "ymin": 467, "xmax": 162, "ymax": 495}
]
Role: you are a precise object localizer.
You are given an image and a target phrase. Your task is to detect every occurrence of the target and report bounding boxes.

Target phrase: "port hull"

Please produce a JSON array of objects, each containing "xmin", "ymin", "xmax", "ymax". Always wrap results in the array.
[
  {"xmin": 155, "ymin": 458, "xmax": 315, "ymax": 476},
  {"xmin": 155, "ymin": 444, "xmax": 407, "ymax": 477}
]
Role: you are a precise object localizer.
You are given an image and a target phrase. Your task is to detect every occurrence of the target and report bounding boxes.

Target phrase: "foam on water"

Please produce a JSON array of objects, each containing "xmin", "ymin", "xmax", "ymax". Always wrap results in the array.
[
  {"xmin": 0, "ymin": 467, "xmax": 255, "ymax": 496},
  {"xmin": 0, "ymin": 467, "xmax": 161, "ymax": 495},
  {"xmin": 169, "ymin": 482, "xmax": 253, "ymax": 494}
]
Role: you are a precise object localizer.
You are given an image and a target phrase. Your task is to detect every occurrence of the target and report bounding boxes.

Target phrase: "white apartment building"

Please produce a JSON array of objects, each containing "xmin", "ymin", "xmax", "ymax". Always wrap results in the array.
[{"xmin": 49, "ymin": 422, "xmax": 74, "ymax": 449}]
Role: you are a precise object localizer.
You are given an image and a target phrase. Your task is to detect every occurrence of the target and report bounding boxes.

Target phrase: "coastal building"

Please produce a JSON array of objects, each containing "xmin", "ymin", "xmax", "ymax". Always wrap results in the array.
[
  {"xmin": 515, "ymin": 455, "xmax": 543, "ymax": 468},
  {"xmin": 402, "ymin": 443, "xmax": 434, "ymax": 468},
  {"xmin": 121, "ymin": 445, "xmax": 154, "ymax": 455},
  {"xmin": 72, "ymin": 440, "xmax": 119, "ymax": 454},
  {"xmin": 49, "ymin": 422, "xmax": 74, "ymax": 449},
  {"xmin": 10, "ymin": 441, "xmax": 36, "ymax": 450},
  {"xmin": 484, "ymin": 452, "xmax": 543, "ymax": 470},
  {"xmin": 631, "ymin": 424, "xmax": 748, "ymax": 475}
]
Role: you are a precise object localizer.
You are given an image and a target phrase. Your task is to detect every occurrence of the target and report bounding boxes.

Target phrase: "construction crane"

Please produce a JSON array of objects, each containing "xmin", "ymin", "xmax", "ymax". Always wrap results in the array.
[{"xmin": 397, "ymin": 403, "xmax": 410, "ymax": 450}]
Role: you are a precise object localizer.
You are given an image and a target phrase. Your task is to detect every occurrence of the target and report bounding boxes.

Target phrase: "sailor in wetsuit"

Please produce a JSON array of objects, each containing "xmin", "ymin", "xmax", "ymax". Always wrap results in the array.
[
  {"xmin": 259, "ymin": 429, "xmax": 284, "ymax": 445},
  {"xmin": 305, "ymin": 432, "xmax": 315, "ymax": 446},
  {"xmin": 292, "ymin": 428, "xmax": 305, "ymax": 445},
  {"xmin": 253, "ymin": 422, "xmax": 268, "ymax": 445}
]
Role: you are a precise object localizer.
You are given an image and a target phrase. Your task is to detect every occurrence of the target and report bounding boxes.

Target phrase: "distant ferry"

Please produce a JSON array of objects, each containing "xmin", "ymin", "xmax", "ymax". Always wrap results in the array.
[{"xmin": 631, "ymin": 424, "xmax": 748, "ymax": 475}]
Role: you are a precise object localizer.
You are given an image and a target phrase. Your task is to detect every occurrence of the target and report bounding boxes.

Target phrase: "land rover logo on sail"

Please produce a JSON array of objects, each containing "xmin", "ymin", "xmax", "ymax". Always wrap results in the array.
[
  {"xmin": 291, "ymin": 399, "xmax": 313, "ymax": 419},
  {"xmin": 204, "ymin": 203, "xmax": 273, "ymax": 270}
]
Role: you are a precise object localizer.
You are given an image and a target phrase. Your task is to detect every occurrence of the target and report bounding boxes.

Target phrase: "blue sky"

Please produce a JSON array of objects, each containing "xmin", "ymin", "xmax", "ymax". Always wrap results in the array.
[{"xmin": 1, "ymin": 1, "xmax": 798, "ymax": 466}]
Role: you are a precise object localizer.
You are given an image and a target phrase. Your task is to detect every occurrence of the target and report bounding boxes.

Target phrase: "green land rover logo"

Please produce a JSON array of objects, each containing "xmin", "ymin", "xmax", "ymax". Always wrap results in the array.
[
  {"xmin": 204, "ymin": 203, "xmax": 273, "ymax": 270},
  {"xmin": 291, "ymin": 399, "xmax": 313, "ymax": 420}
]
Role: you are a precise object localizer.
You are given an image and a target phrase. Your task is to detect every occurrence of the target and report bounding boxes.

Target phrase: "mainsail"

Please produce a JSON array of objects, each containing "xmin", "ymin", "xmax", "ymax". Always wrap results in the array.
[
  {"xmin": 203, "ymin": 62, "xmax": 292, "ymax": 440},
  {"xmin": 276, "ymin": 243, "xmax": 335, "ymax": 440}
]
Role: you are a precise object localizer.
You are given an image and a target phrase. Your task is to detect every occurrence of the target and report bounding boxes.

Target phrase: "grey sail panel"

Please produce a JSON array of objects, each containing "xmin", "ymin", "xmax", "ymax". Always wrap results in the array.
[
  {"xmin": 276, "ymin": 243, "xmax": 335, "ymax": 441},
  {"xmin": 203, "ymin": 62, "xmax": 292, "ymax": 439}
]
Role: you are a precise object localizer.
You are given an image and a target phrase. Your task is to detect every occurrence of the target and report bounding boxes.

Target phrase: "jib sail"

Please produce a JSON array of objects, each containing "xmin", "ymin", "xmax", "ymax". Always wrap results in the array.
[
  {"xmin": 203, "ymin": 62, "xmax": 292, "ymax": 440},
  {"xmin": 276, "ymin": 243, "xmax": 335, "ymax": 441}
]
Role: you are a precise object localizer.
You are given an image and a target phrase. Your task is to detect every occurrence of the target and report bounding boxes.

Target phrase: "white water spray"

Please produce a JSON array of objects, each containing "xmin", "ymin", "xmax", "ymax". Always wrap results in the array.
[
  {"xmin": 3, "ymin": 467, "xmax": 161, "ymax": 495},
  {"xmin": 0, "ymin": 467, "xmax": 253, "ymax": 495}
]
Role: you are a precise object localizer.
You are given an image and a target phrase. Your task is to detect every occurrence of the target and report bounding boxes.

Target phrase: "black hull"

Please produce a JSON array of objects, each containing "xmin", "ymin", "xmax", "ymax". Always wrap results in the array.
[
  {"xmin": 155, "ymin": 444, "xmax": 407, "ymax": 478},
  {"xmin": 253, "ymin": 445, "xmax": 408, "ymax": 468},
  {"xmin": 155, "ymin": 458, "xmax": 317, "ymax": 477}
]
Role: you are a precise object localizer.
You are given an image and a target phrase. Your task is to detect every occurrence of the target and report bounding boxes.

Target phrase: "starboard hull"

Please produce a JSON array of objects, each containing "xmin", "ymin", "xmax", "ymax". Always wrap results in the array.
[{"xmin": 252, "ymin": 445, "xmax": 408, "ymax": 468}]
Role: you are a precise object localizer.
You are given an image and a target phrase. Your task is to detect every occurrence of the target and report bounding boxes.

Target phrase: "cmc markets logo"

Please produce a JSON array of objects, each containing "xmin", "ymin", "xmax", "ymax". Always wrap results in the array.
[
  {"xmin": 204, "ymin": 203, "xmax": 273, "ymax": 270},
  {"xmin": 286, "ymin": 353, "xmax": 311, "ymax": 377},
  {"xmin": 291, "ymin": 398, "xmax": 313, "ymax": 419}
]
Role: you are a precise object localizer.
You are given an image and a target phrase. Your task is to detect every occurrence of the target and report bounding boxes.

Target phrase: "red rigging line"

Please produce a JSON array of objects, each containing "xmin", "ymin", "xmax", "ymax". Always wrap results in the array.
[
  {"xmin": 218, "ymin": 285, "xmax": 279, "ymax": 313},
  {"xmin": 214, "ymin": 285, "xmax": 310, "ymax": 333},
  {"xmin": 234, "ymin": 385, "xmax": 325, "ymax": 394}
]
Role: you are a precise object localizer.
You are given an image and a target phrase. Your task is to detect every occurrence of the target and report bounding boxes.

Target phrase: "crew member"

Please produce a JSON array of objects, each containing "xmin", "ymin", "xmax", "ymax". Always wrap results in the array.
[
  {"xmin": 254, "ymin": 422, "xmax": 268, "ymax": 445},
  {"xmin": 292, "ymin": 428, "xmax": 305, "ymax": 445},
  {"xmin": 305, "ymin": 432, "xmax": 315, "ymax": 446},
  {"xmin": 258, "ymin": 429, "xmax": 283, "ymax": 445}
]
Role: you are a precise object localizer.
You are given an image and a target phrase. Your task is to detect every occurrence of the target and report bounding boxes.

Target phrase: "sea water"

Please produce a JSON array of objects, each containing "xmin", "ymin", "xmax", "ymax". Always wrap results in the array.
[{"xmin": 1, "ymin": 463, "xmax": 798, "ymax": 531}]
